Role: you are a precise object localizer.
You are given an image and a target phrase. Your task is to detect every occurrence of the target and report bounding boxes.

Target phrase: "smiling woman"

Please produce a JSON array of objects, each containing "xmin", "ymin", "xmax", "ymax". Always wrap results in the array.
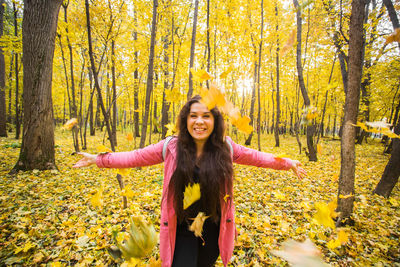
[{"xmin": 73, "ymin": 95, "xmax": 305, "ymax": 267}]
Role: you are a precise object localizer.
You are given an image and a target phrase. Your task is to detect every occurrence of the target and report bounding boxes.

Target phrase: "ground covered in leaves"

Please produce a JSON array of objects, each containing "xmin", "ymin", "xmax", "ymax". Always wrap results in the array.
[{"xmin": 0, "ymin": 130, "xmax": 399, "ymax": 266}]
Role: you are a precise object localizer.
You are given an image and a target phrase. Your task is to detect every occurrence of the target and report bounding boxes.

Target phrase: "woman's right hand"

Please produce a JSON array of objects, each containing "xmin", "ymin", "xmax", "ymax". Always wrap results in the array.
[{"xmin": 73, "ymin": 152, "xmax": 97, "ymax": 168}]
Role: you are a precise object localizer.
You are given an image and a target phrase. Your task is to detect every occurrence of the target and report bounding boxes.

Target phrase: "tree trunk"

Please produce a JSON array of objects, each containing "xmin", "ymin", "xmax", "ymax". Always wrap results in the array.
[
  {"xmin": 14, "ymin": 3, "xmax": 21, "ymax": 139},
  {"xmin": 0, "ymin": 0, "xmax": 6, "ymax": 137},
  {"xmin": 257, "ymin": 0, "xmax": 264, "ymax": 152},
  {"xmin": 293, "ymin": 0, "xmax": 317, "ymax": 161},
  {"xmin": 187, "ymin": 0, "xmax": 199, "ymax": 100},
  {"xmin": 161, "ymin": 34, "xmax": 170, "ymax": 139},
  {"xmin": 85, "ymin": 0, "xmax": 115, "ymax": 151},
  {"xmin": 337, "ymin": 0, "xmax": 366, "ymax": 225},
  {"xmin": 133, "ymin": 9, "xmax": 140, "ymax": 138},
  {"xmin": 10, "ymin": 0, "xmax": 62, "ymax": 173},
  {"xmin": 140, "ymin": 0, "xmax": 158, "ymax": 148},
  {"xmin": 111, "ymin": 40, "xmax": 117, "ymax": 146},
  {"xmin": 274, "ymin": 4, "xmax": 280, "ymax": 147}
]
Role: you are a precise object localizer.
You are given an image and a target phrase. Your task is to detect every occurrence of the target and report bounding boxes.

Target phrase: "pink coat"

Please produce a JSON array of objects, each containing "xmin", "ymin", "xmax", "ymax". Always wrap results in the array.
[{"xmin": 96, "ymin": 136, "xmax": 294, "ymax": 266}]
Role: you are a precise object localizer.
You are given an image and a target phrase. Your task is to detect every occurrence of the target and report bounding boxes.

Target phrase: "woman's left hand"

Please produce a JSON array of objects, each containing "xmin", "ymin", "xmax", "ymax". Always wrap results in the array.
[{"xmin": 291, "ymin": 160, "xmax": 307, "ymax": 179}]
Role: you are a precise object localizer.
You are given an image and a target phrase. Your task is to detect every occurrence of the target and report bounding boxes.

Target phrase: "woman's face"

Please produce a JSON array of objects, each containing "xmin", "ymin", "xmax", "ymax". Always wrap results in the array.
[{"xmin": 187, "ymin": 102, "xmax": 215, "ymax": 144}]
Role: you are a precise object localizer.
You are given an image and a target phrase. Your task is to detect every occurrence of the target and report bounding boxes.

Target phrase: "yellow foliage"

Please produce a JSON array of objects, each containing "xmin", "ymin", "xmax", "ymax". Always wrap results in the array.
[
  {"xmin": 183, "ymin": 183, "xmax": 201, "ymax": 210},
  {"xmin": 220, "ymin": 66, "xmax": 233, "ymax": 79},
  {"xmin": 96, "ymin": 144, "xmax": 112, "ymax": 153},
  {"xmin": 165, "ymin": 123, "xmax": 177, "ymax": 137},
  {"xmin": 116, "ymin": 168, "xmax": 130, "ymax": 176}
]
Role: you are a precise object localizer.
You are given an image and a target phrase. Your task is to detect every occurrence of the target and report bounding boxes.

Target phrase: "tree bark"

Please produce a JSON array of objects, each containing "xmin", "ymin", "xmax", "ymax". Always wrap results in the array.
[
  {"xmin": 140, "ymin": 0, "xmax": 158, "ymax": 148},
  {"xmin": 187, "ymin": 0, "xmax": 199, "ymax": 100},
  {"xmin": 337, "ymin": 0, "xmax": 367, "ymax": 225},
  {"xmin": 10, "ymin": 0, "xmax": 62, "ymax": 173},
  {"xmin": 257, "ymin": 0, "xmax": 264, "ymax": 152},
  {"xmin": 0, "ymin": 0, "xmax": 6, "ymax": 137}
]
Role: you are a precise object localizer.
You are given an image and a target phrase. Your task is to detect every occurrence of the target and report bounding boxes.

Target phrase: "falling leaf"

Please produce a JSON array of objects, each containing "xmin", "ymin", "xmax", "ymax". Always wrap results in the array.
[
  {"xmin": 384, "ymin": 28, "xmax": 400, "ymax": 45},
  {"xmin": 63, "ymin": 118, "xmax": 78, "ymax": 130},
  {"xmin": 280, "ymin": 29, "xmax": 296, "ymax": 56},
  {"xmin": 317, "ymin": 144, "xmax": 322, "ymax": 154},
  {"xmin": 220, "ymin": 66, "xmax": 233, "ymax": 79},
  {"xmin": 121, "ymin": 187, "xmax": 135, "ymax": 198},
  {"xmin": 301, "ymin": 106, "xmax": 318, "ymax": 125},
  {"xmin": 190, "ymin": 68, "xmax": 213, "ymax": 82},
  {"xmin": 224, "ymin": 194, "xmax": 230, "ymax": 202},
  {"xmin": 118, "ymin": 216, "xmax": 158, "ymax": 260},
  {"xmin": 96, "ymin": 144, "xmax": 112, "ymax": 153},
  {"xmin": 126, "ymin": 133, "xmax": 134, "ymax": 142},
  {"xmin": 271, "ymin": 238, "xmax": 328, "ymax": 266},
  {"xmin": 327, "ymin": 229, "xmax": 349, "ymax": 250},
  {"xmin": 183, "ymin": 183, "xmax": 201, "ymax": 210},
  {"xmin": 189, "ymin": 212, "xmax": 210, "ymax": 244},
  {"xmin": 116, "ymin": 168, "xmax": 130, "ymax": 176},
  {"xmin": 313, "ymin": 201, "xmax": 337, "ymax": 229},
  {"xmin": 200, "ymin": 84, "xmax": 226, "ymax": 110},
  {"xmin": 165, "ymin": 123, "xmax": 177, "ymax": 137},
  {"xmin": 90, "ymin": 188, "xmax": 103, "ymax": 208},
  {"xmin": 352, "ymin": 121, "xmax": 400, "ymax": 139},
  {"xmin": 231, "ymin": 115, "xmax": 253, "ymax": 134}
]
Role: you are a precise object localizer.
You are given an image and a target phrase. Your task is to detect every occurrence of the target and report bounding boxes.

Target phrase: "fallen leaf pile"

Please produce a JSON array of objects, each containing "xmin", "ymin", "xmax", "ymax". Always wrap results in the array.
[{"xmin": 0, "ymin": 130, "xmax": 399, "ymax": 265}]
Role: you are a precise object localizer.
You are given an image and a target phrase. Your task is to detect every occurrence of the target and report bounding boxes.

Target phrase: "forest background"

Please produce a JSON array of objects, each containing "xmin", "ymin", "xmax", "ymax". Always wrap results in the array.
[{"xmin": 0, "ymin": 0, "xmax": 399, "ymax": 265}]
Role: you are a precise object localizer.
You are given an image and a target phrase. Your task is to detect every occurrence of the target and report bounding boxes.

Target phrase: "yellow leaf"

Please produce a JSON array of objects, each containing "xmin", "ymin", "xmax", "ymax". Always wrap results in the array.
[
  {"xmin": 121, "ymin": 187, "xmax": 135, "ymax": 198},
  {"xmin": 274, "ymin": 191, "xmax": 286, "ymax": 201},
  {"xmin": 190, "ymin": 68, "xmax": 213, "ymax": 82},
  {"xmin": 231, "ymin": 115, "xmax": 253, "ymax": 134},
  {"xmin": 90, "ymin": 188, "xmax": 103, "ymax": 208},
  {"xmin": 223, "ymin": 194, "xmax": 230, "ymax": 202},
  {"xmin": 339, "ymin": 193, "xmax": 354, "ymax": 199},
  {"xmin": 313, "ymin": 201, "xmax": 337, "ymax": 229},
  {"xmin": 317, "ymin": 144, "xmax": 322, "ymax": 154},
  {"xmin": 384, "ymin": 28, "xmax": 400, "ymax": 44},
  {"xmin": 200, "ymin": 84, "xmax": 226, "ymax": 110},
  {"xmin": 327, "ymin": 230, "xmax": 348, "ymax": 250},
  {"xmin": 118, "ymin": 216, "xmax": 158, "ymax": 259},
  {"xmin": 165, "ymin": 123, "xmax": 177, "ymax": 137},
  {"xmin": 280, "ymin": 29, "xmax": 296, "ymax": 56},
  {"xmin": 63, "ymin": 118, "xmax": 78, "ymax": 130},
  {"xmin": 337, "ymin": 229, "xmax": 349, "ymax": 244},
  {"xmin": 96, "ymin": 144, "xmax": 112, "ymax": 153},
  {"xmin": 116, "ymin": 168, "xmax": 130, "ymax": 176},
  {"xmin": 126, "ymin": 133, "xmax": 133, "ymax": 142},
  {"xmin": 183, "ymin": 183, "xmax": 201, "ymax": 210},
  {"xmin": 121, "ymin": 257, "xmax": 139, "ymax": 267},
  {"xmin": 189, "ymin": 212, "xmax": 210, "ymax": 242},
  {"xmin": 220, "ymin": 66, "xmax": 233, "ymax": 79},
  {"xmin": 50, "ymin": 263, "xmax": 62, "ymax": 267}
]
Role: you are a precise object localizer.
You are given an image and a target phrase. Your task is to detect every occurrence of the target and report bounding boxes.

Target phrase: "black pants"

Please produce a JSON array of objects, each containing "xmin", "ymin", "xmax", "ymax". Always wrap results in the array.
[{"xmin": 172, "ymin": 219, "xmax": 220, "ymax": 267}]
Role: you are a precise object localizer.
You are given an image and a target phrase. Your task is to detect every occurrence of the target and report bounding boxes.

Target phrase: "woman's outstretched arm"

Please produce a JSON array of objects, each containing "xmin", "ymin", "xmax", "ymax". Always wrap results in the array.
[{"xmin": 73, "ymin": 139, "xmax": 165, "ymax": 169}]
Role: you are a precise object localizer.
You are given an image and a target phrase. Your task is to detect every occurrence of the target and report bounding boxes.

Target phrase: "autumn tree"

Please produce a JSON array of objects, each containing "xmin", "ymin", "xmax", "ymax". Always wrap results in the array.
[
  {"xmin": 140, "ymin": 0, "xmax": 158, "ymax": 148},
  {"xmin": 11, "ymin": 0, "xmax": 63, "ymax": 173},
  {"xmin": 293, "ymin": 0, "xmax": 317, "ymax": 161},
  {"xmin": 336, "ymin": 0, "xmax": 367, "ymax": 225},
  {"xmin": 373, "ymin": 0, "xmax": 400, "ymax": 198},
  {"xmin": 0, "ymin": 0, "xmax": 6, "ymax": 137}
]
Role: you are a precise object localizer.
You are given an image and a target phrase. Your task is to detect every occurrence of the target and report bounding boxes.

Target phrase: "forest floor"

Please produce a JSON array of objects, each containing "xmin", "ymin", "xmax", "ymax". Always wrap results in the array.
[{"xmin": 0, "ymin": 129, "xmax": 399, "ymax": 266}]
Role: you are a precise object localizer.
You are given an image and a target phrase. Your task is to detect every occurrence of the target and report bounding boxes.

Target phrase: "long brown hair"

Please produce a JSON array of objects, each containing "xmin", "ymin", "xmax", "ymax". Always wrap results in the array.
[{"xmin": 168, "ymin": 95, "xmax": 233, "ymax": 223}]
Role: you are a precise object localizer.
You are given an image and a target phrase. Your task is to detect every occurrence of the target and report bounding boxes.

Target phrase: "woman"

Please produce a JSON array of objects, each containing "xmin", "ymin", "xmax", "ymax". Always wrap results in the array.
[{"xmin": 73, "ymin": 95, "xmax": 306, "ymax": 267}]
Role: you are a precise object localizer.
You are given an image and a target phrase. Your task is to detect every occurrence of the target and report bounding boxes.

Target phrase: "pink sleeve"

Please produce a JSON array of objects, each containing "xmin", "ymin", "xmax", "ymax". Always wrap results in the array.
[
  {"xmin": 226, "ymin": 136, "xmax": 294, "ymax": 170},
  {"xmin": 96, "ymin": 139, "xmax": 165, "ymax": 168}
]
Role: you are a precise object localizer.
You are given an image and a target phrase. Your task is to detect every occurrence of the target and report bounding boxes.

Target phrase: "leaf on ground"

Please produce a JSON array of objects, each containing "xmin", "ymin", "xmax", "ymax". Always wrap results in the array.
[{"xmin": 313, "ymin": 201, "xmax": 337, "ymax": 229}]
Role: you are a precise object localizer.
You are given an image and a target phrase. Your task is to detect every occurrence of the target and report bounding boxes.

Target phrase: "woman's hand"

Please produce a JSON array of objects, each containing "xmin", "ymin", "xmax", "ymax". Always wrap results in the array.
[
  {"xmin": 73, "ymin": 152, "xmax": 97, "ymax": 168},
  {"xmin": 291, "ymin": 160, "xmax": 307, "ymax": 179}
]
